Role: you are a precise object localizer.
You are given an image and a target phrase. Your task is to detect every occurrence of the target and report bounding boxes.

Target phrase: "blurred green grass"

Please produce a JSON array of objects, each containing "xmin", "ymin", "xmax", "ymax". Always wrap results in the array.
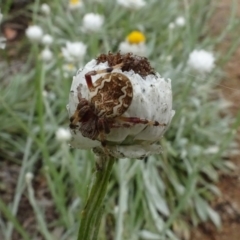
[{"xmin": 0, "ymin": 0, "xmax": 240, "ymax": 239}]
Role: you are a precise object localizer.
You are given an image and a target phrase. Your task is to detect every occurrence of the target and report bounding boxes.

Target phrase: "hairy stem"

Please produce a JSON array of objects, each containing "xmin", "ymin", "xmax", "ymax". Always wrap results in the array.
[{"xmin": 77, "ymin": 155, "xmax": 115, "ymax": 240}]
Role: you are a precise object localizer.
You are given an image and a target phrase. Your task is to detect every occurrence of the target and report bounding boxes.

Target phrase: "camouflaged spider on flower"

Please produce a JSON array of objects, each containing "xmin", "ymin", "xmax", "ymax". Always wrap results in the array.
[
  {"xmin": 69, "ymin": 62, "xmax": 166, "ymax": 148},
  {"xmin": 68, "ymin": 52, "xmax": 174, "ymax": 158}
]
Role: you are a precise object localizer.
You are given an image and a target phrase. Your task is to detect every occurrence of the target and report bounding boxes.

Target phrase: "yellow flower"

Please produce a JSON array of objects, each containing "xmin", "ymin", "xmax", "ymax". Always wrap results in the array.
[
  {"xmin": 126, "ymin": 31, "xmax": 146, "ymax": 44},
  {"xmin": 70, "ymin": 0, "xmax": 81, "ymax": 5},
  {"xmin": 69, "ymin": 0, "xmax": 83, "ymax": 10}
]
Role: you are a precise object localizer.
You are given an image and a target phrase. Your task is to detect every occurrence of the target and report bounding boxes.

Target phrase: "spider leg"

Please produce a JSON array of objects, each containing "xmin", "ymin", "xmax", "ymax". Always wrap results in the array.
[
  {"xmin": 69, "ymin": 101, "xmax": 89, "ymax": 126},
  {"xmin": 117, "ymin": 116, "xmax": 167, "ymax": 127},
  {"xmin": 85, "ymin": 63, "xmax": 124, "ymax": 90},
  {"xmin": 110, "ymin": 122, "xmax": 132, "ymax": 128}
]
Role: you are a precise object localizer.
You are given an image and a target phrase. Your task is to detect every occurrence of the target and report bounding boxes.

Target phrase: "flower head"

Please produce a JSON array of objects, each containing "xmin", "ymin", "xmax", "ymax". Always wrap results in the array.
[
  {"xmin": 25, "ymin": 172, "xmax": 34, "ymax": 184},
  {"xmin": 61, "ymin": 41, "xmax": 87, "ymax": 63},
  {"xmin": 25, "ymin": 25, "xmax": 43, "ymax": 42},
  {"xmin": 69, "ymin": 0, "xmax": 84, "ymax": 10},
  {"xmin": 175, "ymin": 16, "xmax": 185, "ymax": 27},
  {"xmin": 127, "ymin": 31, "xmax": 146, "ymax": 44},
  {"xmin": 41, "ymin": 47, "xmax": 53, "ymax": 62},
  {"xmin": 56, "ymin": 127, "xmax": 71, "ymax": 142},
  {"xmin": 42, "ymin": 34, "xmax": 53, "ymax": 46},
  {"xmin": 82, "ymin": 13, "xmax": 104, "ymax": 33},
  {"xmin": 117, "ymin": 0, "xmax": 146, "ymax": 10},
  {"xmin": 67, "ymin": 53, "xmax": 174, "ymax": 159},
  {"xmin": 119, "ymin": 31, "xmax": 147, "ymax": 56},
  {"xmin": 168, "ymin": 22, "xmax": 175, "ymax": 30},
  {"xmin": 40, "ymin": 3, "xmax": 51, "ymax": 15},
  {"xmin": 187, "ymin": 49, "xmax": 215, "ymax": 73}
]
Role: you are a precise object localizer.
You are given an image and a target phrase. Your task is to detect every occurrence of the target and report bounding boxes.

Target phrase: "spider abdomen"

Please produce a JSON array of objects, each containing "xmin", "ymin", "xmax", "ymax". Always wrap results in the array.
[{"xmin": 90, "ymin": 72, "xmax": 133, "ymax": 118}]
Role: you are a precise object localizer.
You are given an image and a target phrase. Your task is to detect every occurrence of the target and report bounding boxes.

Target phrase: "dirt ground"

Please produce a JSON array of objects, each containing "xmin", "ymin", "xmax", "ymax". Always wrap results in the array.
[{"xmin": 1, "ymin": 1, "xmax": 240, "ymax": 240}]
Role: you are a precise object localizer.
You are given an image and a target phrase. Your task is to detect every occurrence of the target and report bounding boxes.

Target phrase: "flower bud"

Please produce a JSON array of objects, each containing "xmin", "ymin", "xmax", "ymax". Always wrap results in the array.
[{"xmin": 67, "ymin": 53, "xmax": 174, "ymax": 159}]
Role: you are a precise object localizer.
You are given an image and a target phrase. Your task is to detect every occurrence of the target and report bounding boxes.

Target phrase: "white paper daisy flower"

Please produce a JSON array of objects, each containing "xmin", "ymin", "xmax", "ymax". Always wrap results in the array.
[
  {"xmin": 41, "ymin": 47, "xmax": 53, "ymax": 62},
  {"xmin": 25, "ymin": 25, "xmax": 44, "ymax": 42},
  {"xmin": 117, "ymin": 0, "xmax": 146, "ymax": 10},
  {"xmin": 119, "ymin": 31, "xmax": 147, "ymax": 56},
  {"xmin": 40, "ymin": 3, "xmax": 51, "ymax": 15},
  {"xmin": 56, "ymin": 127, "xmax": 71, "ymax": 142},
  {"xmin": 67, "ymin": 53, "xmax": 174, "ymax": 159},
  {"xmin": 82, "ymin": 13, "xmax": 104, "ymax": 33},
  {"xmin": 187, "ymin": 49, "xmax": 215, "ymax": 73},
  {"xmin": 42, "ymin": 34, "xmax": 53, "ymax": 46},
  {"xmin": 61, "ymin": 41, "xmax": 87, "ymax": 63}
]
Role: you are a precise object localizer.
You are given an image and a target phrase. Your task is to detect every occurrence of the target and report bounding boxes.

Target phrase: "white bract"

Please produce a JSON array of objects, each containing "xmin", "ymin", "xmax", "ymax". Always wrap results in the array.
[
  {"xmin": 67, "ymin": 59, "xmax": 174, "ymax": 159},
  {"xmin": 187, "ymin": 49, "xmax": 215, "ymax": 73},
  {"xmin": 61, "ymin": 41, "xmax": 87, "ymax": 63},
  {"xmin": 42, "ymin": 34, "xmax": 53, "ymax": 46},
  {"xmin": 56, "ymin": 127, "xmax": 71, "ymax": 142},
  {"xmin": 119, "ymin": 41, "xmax": 147, "ymax": 57},
  {"xmin": 117, "ymin": 0, "xmax": 146, "ymax": 10},
  {"xmin": 25, "ymin": 25, "xmax": 43, "ymax": 42},
  {"xmin": 41, "ymin": 47, "xmax": 53, "ymax": 62},
  {"xmin": 82, "ymin": 13, "xmax": 104, "ymax": 33}
]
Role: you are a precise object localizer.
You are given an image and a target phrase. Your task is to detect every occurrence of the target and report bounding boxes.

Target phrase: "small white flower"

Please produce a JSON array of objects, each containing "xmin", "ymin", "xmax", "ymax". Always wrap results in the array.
[
  {"xmin": 68, "ymin": 56, "xmax": 174, "ymax": 158},
  {"xmin": 41, "ymin": 47, "xmax": 53, "ymax": 62},
  {"xmin": 187, "ymin": 49, "xmax": 215, "ymax": 73},
  {"xmin": 82, "ymin": 13, "xmax": 104, "ymax": 33},
  {"xmin": 56, "ymin": 127, "xmax": 71, "ymax": 142},
  {"xmin": 119, "ymin": 31, "xmax": 147, "ymax": 56},
  {"xmin": 117, "ymin": 0, "xmax": 146, "ymax": 10},
  {"xmin": 69, "ymin": 0, "xmax": 84, "ymax": 10},
  {"xmin": 175, "ymin": 16, "xmax": 185, "ymax": 27},
  {"xmin": 42, "ymin": 90, "xmax": 56, "ymax": 100},
  {"xmin": 40, "ymin": 3, "xmax": 51, "ymax": 15},
  {"xmin": 42, "ymin": 34, "xmax": 53, "ymax": 46},
  {"xmin": 63, "ymin": 64, "xmax": 77, "ymax": 78},
  {"xmin": 25, "ymin": 172, "xmax": 34, "ymax": 184},
  {"xmin": 63, "ymin": 63, "xmax": 77, "ymax": 73},
  {"xmin": 25, "ymin": 25, "xmax": 43, "ymax": 42},
  {"xmin": 119, "ymin": 41, "xmax": 147, "ymax": 57},
  {"xmin": 168, "ymin": 22, "xmax": 175, "ymax": 30},
  {"xmin": 61, "ymin": 41, "xmax": 87, "ymax": 63}
]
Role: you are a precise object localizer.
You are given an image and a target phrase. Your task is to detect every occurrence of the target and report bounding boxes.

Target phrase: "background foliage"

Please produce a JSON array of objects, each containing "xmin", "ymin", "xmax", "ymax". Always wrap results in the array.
[{"xmin": 0, "ymin": 0, "xmax": 240, "ymax": 239}]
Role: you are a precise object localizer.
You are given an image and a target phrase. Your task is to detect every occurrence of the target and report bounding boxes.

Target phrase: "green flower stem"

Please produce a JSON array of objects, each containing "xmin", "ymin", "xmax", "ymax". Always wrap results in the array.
[{"xmin": 77, "ymin": 156, "xmax": 115, "ymax": 240}]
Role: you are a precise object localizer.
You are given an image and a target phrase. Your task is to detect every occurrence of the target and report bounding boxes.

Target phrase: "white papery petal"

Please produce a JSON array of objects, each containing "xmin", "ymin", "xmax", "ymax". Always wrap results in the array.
[{"xmin": 119, "ymin": 41, "xmax": 147, "ymax": 57}]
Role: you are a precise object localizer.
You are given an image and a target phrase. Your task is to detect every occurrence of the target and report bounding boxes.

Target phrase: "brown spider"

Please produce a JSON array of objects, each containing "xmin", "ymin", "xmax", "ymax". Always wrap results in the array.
[{"xmin": 69, "ymin": 63, "xmax": 166, "ymax": 148}]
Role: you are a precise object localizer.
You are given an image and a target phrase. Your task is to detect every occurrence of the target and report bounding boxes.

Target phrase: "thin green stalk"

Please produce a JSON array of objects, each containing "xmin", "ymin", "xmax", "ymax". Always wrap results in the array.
[{"xmin": 77, "ymin": 156, "xmax": 115, "ymax": 240}]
